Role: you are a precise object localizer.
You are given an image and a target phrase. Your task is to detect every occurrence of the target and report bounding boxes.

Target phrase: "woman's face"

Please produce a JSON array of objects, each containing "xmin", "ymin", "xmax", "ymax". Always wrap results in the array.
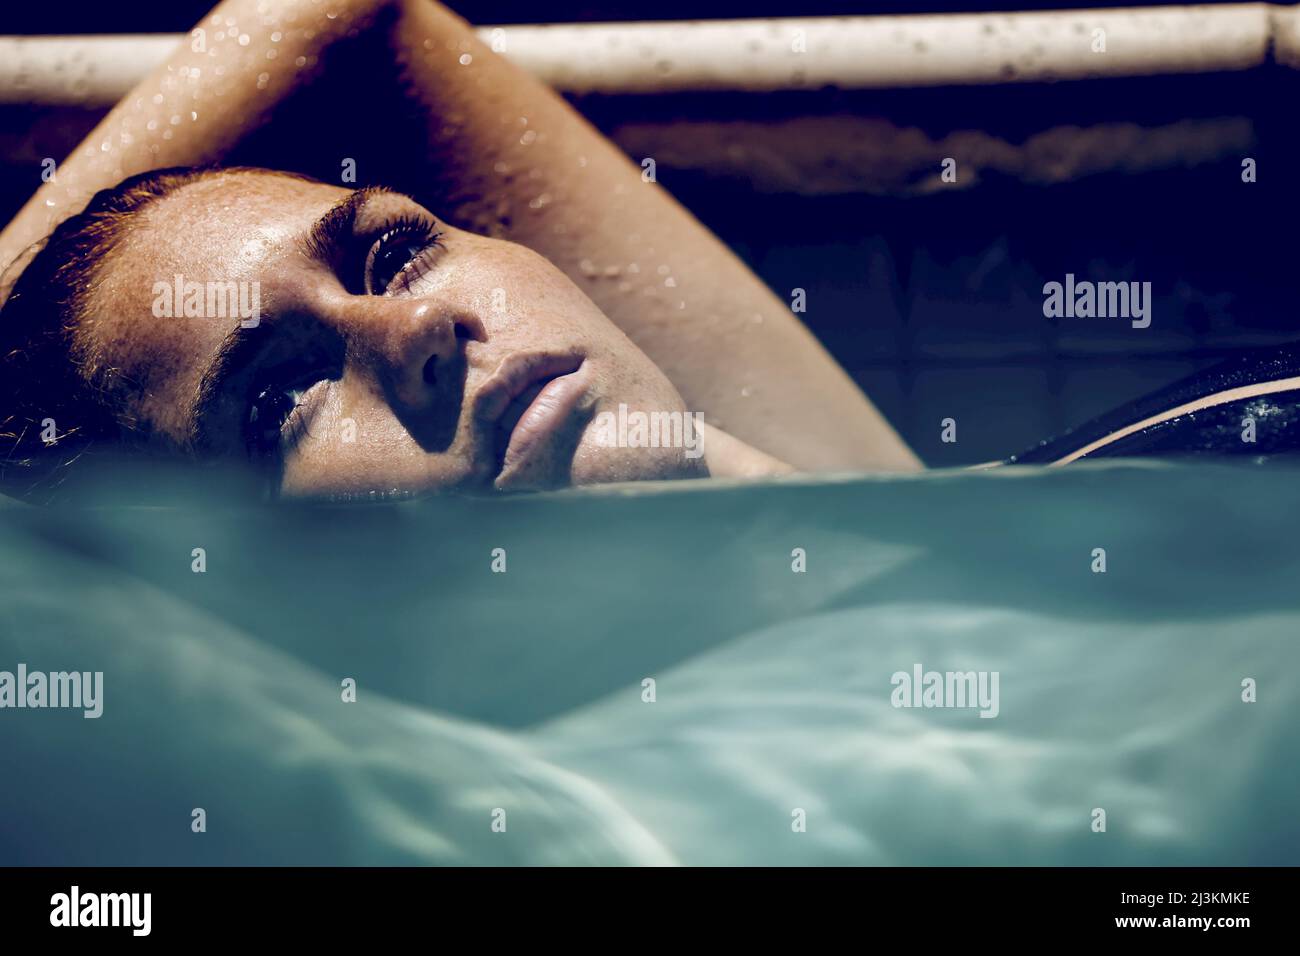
[{"xmin": 80, "ymin": 172, "xmax": 705, "ymax": 497}]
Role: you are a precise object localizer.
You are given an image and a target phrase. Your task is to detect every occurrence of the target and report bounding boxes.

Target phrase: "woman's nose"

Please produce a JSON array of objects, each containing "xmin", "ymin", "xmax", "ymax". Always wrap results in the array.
[{"xmin": 341, "ymin": 297, "xmax": 486, "ymax": 411}]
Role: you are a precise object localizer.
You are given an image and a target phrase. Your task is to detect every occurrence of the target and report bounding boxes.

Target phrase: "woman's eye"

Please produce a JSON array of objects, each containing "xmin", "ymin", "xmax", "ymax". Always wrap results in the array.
[
  {"xmin": 365, "ymin": 223, "xmax": 442, "ymax": 295},
  {"xmin": 247, "ymin": 385, "xmax": 309, "ymax": 457}
]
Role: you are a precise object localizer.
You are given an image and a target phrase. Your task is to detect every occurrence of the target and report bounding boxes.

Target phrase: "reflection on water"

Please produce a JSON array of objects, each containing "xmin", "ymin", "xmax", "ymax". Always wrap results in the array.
[{"xmin": 1, "ymin": 460, "xmax": 1297, "ymax": 864}]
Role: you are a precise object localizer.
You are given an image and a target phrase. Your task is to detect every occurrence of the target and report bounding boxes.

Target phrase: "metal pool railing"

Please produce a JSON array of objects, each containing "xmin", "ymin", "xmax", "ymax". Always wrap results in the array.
[{"xmin": 1, "ymin": 4, "xmax": 1299, "ymax": 106}]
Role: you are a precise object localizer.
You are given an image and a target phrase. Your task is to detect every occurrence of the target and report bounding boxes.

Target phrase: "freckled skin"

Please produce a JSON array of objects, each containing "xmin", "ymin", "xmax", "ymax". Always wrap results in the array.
[{"xmin": 86, "ymin": 172, "xmax": 716, "ymax": 496}]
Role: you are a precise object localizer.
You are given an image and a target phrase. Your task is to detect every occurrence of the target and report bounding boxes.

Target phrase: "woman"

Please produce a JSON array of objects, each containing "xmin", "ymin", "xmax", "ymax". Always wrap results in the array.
[
  {"xmin": 0, "ymin": 0, "xmax": 920, "ymax": 503},
  {"xmin": 3, "ymin": 0, "xmax": 1296, "ymax": 502}
]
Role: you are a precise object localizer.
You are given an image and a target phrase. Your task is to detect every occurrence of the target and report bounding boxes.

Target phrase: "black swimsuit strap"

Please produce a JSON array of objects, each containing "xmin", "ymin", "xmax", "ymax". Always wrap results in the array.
[{"xmin": 1010, "ymin": 341, "xmax": 1300, "ymax": 464}]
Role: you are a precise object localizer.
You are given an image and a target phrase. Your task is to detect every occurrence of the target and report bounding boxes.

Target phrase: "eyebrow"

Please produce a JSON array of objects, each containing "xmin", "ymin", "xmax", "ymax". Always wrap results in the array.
[
  {"xmin": 299, "ymin": 185, "xmax": 396, "ymax": 265},
  {"xmin": 189, "ymin": 319, "xmax": 274, "ymax": 452}
]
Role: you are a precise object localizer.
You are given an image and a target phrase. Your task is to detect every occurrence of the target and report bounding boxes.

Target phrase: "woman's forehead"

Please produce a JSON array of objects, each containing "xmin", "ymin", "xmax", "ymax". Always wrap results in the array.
[
  {"xmin": 120, "ymin": 172, "xmax": 350, "ymax": 277},
  {"xmin": 75, "ymin": 174, "xmax": 350, "ymax": 442},
  {"xmin": 85, "ymin": 174, "xmax": 344, "ymax": 351}
]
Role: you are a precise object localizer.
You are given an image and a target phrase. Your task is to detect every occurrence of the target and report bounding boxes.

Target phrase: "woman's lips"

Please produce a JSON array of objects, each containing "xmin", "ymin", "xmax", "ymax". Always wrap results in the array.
[
  {"xmin": 495, "ymin": 363, "xmax": 590, "ymax": 487},
  {"xmin": 473, "ymin": 351, "xmax": 590, "ymax": 488}
]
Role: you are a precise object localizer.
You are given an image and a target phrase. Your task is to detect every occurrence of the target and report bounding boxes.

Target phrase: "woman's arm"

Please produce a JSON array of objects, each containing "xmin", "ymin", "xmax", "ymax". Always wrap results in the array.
[
  {"xmin": 699, "ymin": 423, "xmax": 796, "ymax": 479},
  {"xmin": 0, "ymin": 0, "xmax": 920, "ymax": 473},
  {"xmin": 0, "ymin": 0, "xmax": 390, "ymax": 269}
]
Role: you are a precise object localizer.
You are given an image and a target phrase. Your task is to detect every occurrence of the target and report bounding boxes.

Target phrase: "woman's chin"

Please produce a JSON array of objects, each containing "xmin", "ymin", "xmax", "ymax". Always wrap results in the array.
[{"xmin": 565, "ymin": 442, "xmax": 710, "ymax": 488}]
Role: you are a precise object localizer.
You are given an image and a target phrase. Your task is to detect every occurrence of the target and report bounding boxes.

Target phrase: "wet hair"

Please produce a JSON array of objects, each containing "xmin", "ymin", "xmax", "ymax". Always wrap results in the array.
[{"xmin": 0, "ymin": 165, "xmax": 313, "ymax": 503}]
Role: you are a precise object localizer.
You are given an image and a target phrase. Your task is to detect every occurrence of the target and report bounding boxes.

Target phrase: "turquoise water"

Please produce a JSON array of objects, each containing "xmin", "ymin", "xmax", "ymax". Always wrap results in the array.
[{"xmin": 1, "ymin": 460, "xmax": 1297, "ymax": 864}]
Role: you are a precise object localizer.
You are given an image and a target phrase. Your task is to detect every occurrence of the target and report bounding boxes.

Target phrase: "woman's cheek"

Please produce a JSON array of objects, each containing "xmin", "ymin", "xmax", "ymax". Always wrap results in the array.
[{"xmin": 279, "ymin": 407, "xmax": 479, "ymax": 497}]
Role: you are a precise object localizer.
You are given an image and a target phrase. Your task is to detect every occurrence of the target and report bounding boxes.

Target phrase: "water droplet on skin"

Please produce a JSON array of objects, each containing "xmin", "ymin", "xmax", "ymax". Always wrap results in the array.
[
  {"xmin": 422, "ymin": 39, "xmax": 433, "ymax": 50},
  {"xmin": 458, "ymin": 53, "xmax": 473, "ymax": 66},
  {"xmin": 741, "ymin": 386, "xmax": 754, "ymax": 397},
  {"xmin": 169, "ymin": 114, "xmax": 181, "ymax": 125},
  {"xmin": 577, "ymin": 156, "xmax": 587, "ymax": 168},
  {"xmin": 151, "ymin": 93, "xmax": 164, "ymax": 104},
  {"xmin": 190, "ymin": 111, "xmax": 198, "ymax": 121},
  {"xmin": 162, "ymin": 129, "xmax": 174, "ymax": 140},
  {"xmin": 664, "ymin": 277, "xmax": 677, "ymax": 287},
  {"xmin": 271, "ymin": 31, "xmax": 282, "ymax": 42},
  {"xmin": 146, "ymin": 120, "xmax": 158, "ymax": 131},
  {"xmin": 657, "ymin": 265, "xmax": 670, "ymax": 275},
  {"xmin": 579, "ymin": 259, "xmax": 596, "ymax": 276},
  {"xmin": 100, "ymin": 140, "xmax": 111, "ymax": 152},
  {"xmin": 295, "ymin": 55, "xmax": 307, "ymax": 67},
  {"xmin": 45, "ymin": 199, "xmax": 56, "ymax": 208},
  {"xmin": 266, "ymin": 49, "xmax": 278, "ymax": 60},
  {"xmin": 238, "ymin": 34, "xmax": 251, "ymax": 46},
  {"xmin": 215, "ymin": 31, "xmax": 225, "ymax": 41},
  {"xmin": 519, "ymin": 130, "xmax": 537, "ymax": 146},
  {"xmin": 326, "ymin": 11, "xmax": 338, "ymax": 20}
]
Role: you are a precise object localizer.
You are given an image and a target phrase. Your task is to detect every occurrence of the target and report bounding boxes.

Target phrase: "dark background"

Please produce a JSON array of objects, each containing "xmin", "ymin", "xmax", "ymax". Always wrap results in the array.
[{"xmin": 1, "ymin": 1, "xmax": 1294, "ymax": 464}]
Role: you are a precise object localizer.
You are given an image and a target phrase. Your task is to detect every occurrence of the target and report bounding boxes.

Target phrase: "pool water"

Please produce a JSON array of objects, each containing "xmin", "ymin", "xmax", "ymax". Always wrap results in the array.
[{"xmin": 1, "ymin": 459, "xmax": 1297, "ymax": 864}]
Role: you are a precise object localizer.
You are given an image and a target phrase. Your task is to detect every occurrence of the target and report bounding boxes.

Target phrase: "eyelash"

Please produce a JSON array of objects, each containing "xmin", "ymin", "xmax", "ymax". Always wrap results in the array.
[
  {"xmin": 364, "ymin": 215, "xmax": 444, "ymax": 296},
  {"xmin": 246, "ymin": 382, "xmax": 316, "ymax": 461}
]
